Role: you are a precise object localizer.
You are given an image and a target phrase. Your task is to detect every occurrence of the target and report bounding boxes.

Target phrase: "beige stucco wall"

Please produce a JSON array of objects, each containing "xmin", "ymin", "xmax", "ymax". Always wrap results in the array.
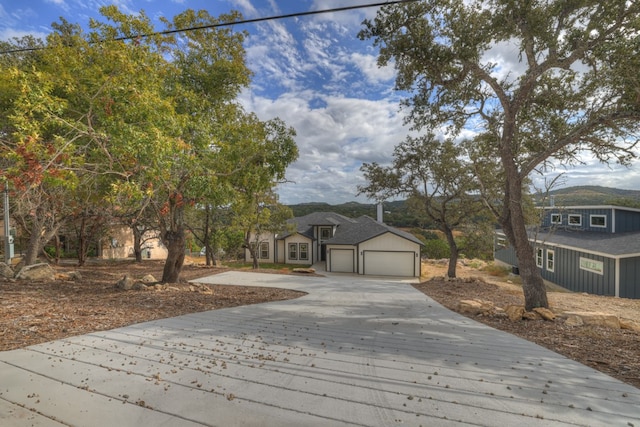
[
  {"xmin": 100, "ymin": 226, "xmax": 167, "ymax": 260},
  {"xmin": 283, "ymin": 234, "xmax": 313, "ymax": 265},
  {"xmin": 244, "ymin": 232, "xmax": 276, "ymax": 264}
]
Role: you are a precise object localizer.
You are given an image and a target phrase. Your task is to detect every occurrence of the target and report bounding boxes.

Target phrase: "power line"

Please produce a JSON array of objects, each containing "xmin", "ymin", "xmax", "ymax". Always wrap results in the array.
[{"xmin": 1, "ymin": 0, "xmax": 419, "ymax": 55}]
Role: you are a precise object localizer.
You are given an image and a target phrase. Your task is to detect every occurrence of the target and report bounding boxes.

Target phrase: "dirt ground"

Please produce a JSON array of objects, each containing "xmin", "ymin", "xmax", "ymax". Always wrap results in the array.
[
  {"xmin": 0, "ymin": 260, "xmax": 304, "ymax": 352},
  {"xmin": 1, "ymin": 258, "xmax": 639, "ymax": 389}
]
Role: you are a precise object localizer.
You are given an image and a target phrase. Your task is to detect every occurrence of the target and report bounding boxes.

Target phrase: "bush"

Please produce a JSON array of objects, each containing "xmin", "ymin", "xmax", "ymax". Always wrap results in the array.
[
  {"xmin": 483, "ymin": 263, "xmax": 511, "ymax": 277},
  {"xmin": 422, "ymin": 239, "xmax": 450, "ymax": 260}
]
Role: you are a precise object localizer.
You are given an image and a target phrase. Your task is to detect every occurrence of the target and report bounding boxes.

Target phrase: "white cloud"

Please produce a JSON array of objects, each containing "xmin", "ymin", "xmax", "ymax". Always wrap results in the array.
[
  {"xmin": 240, "ymin": 89, "xmax": 413, "ymax": 204},
  {"xmin": 349, "ymin": 52, "xmax": 395, "ymax": 85}
]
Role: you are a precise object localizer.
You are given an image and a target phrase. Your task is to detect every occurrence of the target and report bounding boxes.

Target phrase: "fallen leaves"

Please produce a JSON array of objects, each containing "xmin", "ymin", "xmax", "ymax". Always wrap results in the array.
[{"xmin": 0, "ymin": 260, "xmax": 303, "ymax": 352}]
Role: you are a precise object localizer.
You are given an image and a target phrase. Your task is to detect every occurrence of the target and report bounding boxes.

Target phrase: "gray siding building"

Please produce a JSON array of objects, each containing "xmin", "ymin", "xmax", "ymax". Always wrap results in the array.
[{"xmin": 495, "ymin": 205, "xmax": 640, "ymax": 299}]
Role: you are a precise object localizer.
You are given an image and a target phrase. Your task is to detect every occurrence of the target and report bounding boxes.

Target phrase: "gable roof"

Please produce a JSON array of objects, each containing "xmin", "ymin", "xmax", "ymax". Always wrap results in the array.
[
  {"xmin": 324, "ymin": 215, "xmax": 424, "ymax": 246},
  {"xmin": 529, "ymin": 229, "xmax": 640, "ymax": 258},
  {"xmin": 279, "ymin": 212, "xmax": 356, "ymax": 240},
  {"xmin": 277, "ymin": 212, "xmax": 423, "ymax": 246}
]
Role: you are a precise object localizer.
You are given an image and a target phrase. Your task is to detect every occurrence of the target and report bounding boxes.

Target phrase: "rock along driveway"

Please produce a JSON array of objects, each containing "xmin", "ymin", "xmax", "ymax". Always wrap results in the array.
[{"xmin": 1, "ymin": 271, "xmax": 638, "ymax": 427}]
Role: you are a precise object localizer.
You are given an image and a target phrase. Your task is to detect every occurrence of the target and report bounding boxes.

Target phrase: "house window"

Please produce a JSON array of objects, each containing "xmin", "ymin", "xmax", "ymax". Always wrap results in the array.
[
  {"xmin": 590, "ymin": 215, "xmax": 606, "ymax": 228},
  {"xmin": 568, "ymin": 214, "xmax": 582, "ymax": 226},
  {"xmin": 496, "ymin": 237, "xmax": 507, "ymax": 249},
  {"xmin": 259, "ymin": 242, "xmax": 269, "ymax": 259},
  {"xmin": 288, "ymin": 243, "xmax": 298, "ymax": 260},
  {"xmin": 550, "ymin": 213, "xmax": 562, "ymax": 224},
  {"xmin": 546, "ymin": 249, "xmax": 555, "ymax": 272},
  {"xmin": 320, "ymin": 228, "xmax": 331, "ymax": 240},
  {"xmin": 535, "ymin": 247, "xmax": 543, "ymax": 268},
  {"xmin": 299, "ymin": 243, "xmax": 309, "ymax": 260}
]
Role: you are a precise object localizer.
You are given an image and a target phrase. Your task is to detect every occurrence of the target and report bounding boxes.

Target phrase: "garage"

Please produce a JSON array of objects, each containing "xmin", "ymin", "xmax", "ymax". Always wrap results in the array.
[
  {"xmin": 329, "ymin": 248, "xmax": 355, "ymax": 273},
  {"xmin": 363, "ymin": 251, "xmax": 416, "ymax": 277}
]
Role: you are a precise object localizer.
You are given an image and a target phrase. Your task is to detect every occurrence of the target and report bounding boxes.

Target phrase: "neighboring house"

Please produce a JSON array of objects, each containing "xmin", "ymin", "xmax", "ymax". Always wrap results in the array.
[
  {"xmin": 246, "ymin": 212, "xmax": 423, "ymax": 277},
  {"xmin": 0, "ymin": 219, "xmax": 167, "ymax": 262},
  {"xmin": 495, "ymin": 205, "xmax": 640, "ymax": 299},
  {"xmin": 98, "ymin": 225, "xmax": 167, "ymax": 260}
]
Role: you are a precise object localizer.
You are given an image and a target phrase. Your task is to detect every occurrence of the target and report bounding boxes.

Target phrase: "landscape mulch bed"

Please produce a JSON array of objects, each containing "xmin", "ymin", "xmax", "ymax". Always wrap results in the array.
[
  {"xmin": 1, "ymin": 259, "xmax": 639, "ymax": 389},
  {"xmin": 415, "ymin": 276, "xmax": 640, "ymax": 389},
  {"xmin": 0, "ymin": 260, "xmax": 304, "ymax": 352}
]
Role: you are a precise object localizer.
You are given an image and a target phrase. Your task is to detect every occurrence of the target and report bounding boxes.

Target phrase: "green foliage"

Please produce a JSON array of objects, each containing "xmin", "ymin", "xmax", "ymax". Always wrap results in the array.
[
  {"xmin": 0, "ymin": 6, "xmax": 298, "ymax": 273},
  {"xmin": 410, "ymin": 228, "xmax": 440, "ymax": 244},
  {"xmin": 422, "ymin": 239, "xmax": 450, "ymax": 260},
  {"xmin": 361, "ymin": 0, "xmax": 640, "ymax": 309},
  {"xmin": 482, "ymin": 263, "xmax": 511, "ymax": 278}
]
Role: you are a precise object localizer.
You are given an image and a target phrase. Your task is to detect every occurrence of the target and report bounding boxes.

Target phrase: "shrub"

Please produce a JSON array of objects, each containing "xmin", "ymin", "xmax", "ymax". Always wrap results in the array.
[
  {"xmin": 483, "ymin": 263, "xmax": 511, "ymax": 277},
  {"xmin": 422, "ymin": 239, "xmax": 450, "ymax": 260}
]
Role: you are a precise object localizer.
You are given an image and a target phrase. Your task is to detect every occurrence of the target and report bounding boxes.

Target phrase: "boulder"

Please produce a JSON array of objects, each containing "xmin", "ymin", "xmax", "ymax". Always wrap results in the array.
[
  {"xmin": 562, "ymin": 311, "xmax": 621, "ymax": 329},
  {"xmin": 293, "ymin": 268, "xmax": 315, "ymax": 274},
  {"xmin": 67, "ymin": 271, "xmax": 83, "ymax": 280},
  {"xmin": 523, "ymin": 311, "xmax": 542, "ymax": 320},
  {"xmin": 565, "ymin": 315, "xmax": 584, "ymax": 327},
  {"xmin": 132, "ymin": 283, "xmax": 147, "ymax": 291},
  {"xmin": 189, "ymin": 283, "xmax": 213, "ymax": 295},
  {"xmin": 141, "ymin": 274, "xmax": 157, "ymax": 283},
  {"xmin": 15, "ymin": 263, "xmax": 55, "ymax": 281},
  {"xmin": 458, "ymin": 299, "xmax": 494, "ymax": 315},
  {"xmin": 533, "ymin": 307, "xmax": 556, "ymax": 321},
  {"xmin": 620, "ymin": 319, "xmax": 640, "ymax": 333},
  {"xmin": 115, "ymin": 275, "xmax": 136, "ymax": 290},
  {"xmin": 0, "ymin": 262, "xmax": 14, "ymax": 279},
  {"xmin": 56, "ymin": 271, "xmax": 83, "ymax": 281},
  {"xmin": 505, "ymin": 305, "xmax": 525, "ymax": 322}
]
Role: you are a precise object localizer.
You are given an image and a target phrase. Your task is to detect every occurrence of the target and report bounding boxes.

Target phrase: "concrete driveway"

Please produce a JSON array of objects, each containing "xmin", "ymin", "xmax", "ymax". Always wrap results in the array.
[{"xmin": 1, "ymin": 271, "xmax": 638, "ymax": 426}]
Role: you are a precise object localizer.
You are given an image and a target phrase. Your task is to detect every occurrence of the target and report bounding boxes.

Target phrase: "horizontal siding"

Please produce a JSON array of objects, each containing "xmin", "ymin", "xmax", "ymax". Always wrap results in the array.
[
  {"xmin": 359, "ymin": 232, "xmax": 419, "ymax": 252},
  {"xmin": 619, "ymin": 258, "xmax": 640, "ymax": 299}
]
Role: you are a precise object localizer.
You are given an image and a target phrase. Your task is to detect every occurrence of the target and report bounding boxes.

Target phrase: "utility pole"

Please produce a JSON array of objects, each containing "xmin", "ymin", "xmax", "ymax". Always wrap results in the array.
[{"xmin": 4, "ymin": 181, "xmax": 12, "ymax": 264}]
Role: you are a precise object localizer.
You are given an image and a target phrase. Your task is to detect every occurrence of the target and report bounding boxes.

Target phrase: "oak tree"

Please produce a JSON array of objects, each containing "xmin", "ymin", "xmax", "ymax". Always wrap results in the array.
[
  {"xmin": 359, "ymin": 134, "xmax": 488, "ymax": 278},
  {"xmin": 360, "ymin": 0, "xmax": 640, "ymax": 309}
]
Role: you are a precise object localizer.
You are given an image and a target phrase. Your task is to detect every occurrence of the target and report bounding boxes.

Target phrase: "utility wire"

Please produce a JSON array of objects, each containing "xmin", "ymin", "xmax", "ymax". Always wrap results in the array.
[{"xmin": 1, "ymin": 0, "xmax": 419, "ymax": 54}]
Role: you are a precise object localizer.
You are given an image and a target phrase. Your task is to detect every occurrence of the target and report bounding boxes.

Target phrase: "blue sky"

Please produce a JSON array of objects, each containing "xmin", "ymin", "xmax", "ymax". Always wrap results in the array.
[{"xmin": 1, "ymin": 0, "xmax": 639, "ymax": 204}]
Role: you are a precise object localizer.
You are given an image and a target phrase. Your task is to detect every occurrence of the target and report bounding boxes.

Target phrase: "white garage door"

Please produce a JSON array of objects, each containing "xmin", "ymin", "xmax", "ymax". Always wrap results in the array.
[
  {"xmin": 364, "ymin": 251, "xmax": 415, "ymax": 276},
  {"xmin": 330, "ymin": 249, "xmax": 354, "ymax": 273}
]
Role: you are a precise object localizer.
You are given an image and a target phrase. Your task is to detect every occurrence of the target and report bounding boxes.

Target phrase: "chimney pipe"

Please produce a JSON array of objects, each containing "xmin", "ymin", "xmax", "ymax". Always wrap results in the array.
[{"xmin": 377, "ymin": 203, "xmax": 383, "ymax": 223}]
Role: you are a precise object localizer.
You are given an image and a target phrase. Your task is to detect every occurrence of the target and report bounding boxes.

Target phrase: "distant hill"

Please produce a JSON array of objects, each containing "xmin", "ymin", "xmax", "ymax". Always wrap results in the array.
[
  {"xmin": 535, "ymin": 186, "xmax": 640, "ymax": 207},
  {"xmin": 287, "ymin": 200, "xmax": 423, "ymax": 227},
  {"xmin": 288, "ymin": 186, "xmax": 640, "ymax": 228}
]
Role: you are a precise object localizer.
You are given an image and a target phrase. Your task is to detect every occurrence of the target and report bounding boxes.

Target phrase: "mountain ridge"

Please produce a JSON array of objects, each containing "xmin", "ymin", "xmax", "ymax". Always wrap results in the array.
[{"xmin": 287, "ymin": 186, "xmax": 640, "ymax": 227}]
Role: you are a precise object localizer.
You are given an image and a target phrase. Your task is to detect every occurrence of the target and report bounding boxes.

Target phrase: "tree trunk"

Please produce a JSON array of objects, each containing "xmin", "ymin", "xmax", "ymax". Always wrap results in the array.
[
  {"xmin": 162, "ymin": 228, "xmax": 185, "ymax": 283},
  {"xmin": 442, "ymin": 225, "xmax": 458, "ymax": 278},
  {"xmin": 502, "ymin": 164, "xmax": 549, "ymax": 310},
  {"xmin": 132, "ymin": 226, "xmax": 143, "ymax": 262},
  {"xmin": 77, "ymin": 215, "xmax": 87, "ymax": 267},
  {"xmin": 204, "ymin": 205, "xmax": 212, "ymax": 267},
  {"xmin": 23, "ymin": 223, "xmax": 41, "ymax": 265},
  {"xmin": 245, "ymin": 232, "xmax": 259, "ymax": 269},
  {"xmin": 53, "ymin": 234, "xmax": 61, "ymax": 265}
]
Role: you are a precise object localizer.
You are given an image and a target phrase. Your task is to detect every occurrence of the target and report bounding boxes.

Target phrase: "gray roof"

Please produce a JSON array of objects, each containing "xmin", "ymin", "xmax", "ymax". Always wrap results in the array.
[
  {"xmin": 528, "ymin": 228, "xmax": 640, "ymax": 258},
  {"xmin": 279, "ymin": 212, "xmax": 356, "ymax": 240},
  {"xmin": 324, "ymin": 215, "xmax": 424, "ymax": 246},
  {"xmin": 277, "ymin": 212, "xmax": 423, "ymax": 247}
]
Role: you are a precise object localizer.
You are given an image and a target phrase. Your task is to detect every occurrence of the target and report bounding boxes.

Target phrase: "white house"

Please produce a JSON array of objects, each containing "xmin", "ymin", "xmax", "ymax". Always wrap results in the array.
[{"xmin": 246, "ymin": 212, "xmax": 423, "ymax": 277}]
